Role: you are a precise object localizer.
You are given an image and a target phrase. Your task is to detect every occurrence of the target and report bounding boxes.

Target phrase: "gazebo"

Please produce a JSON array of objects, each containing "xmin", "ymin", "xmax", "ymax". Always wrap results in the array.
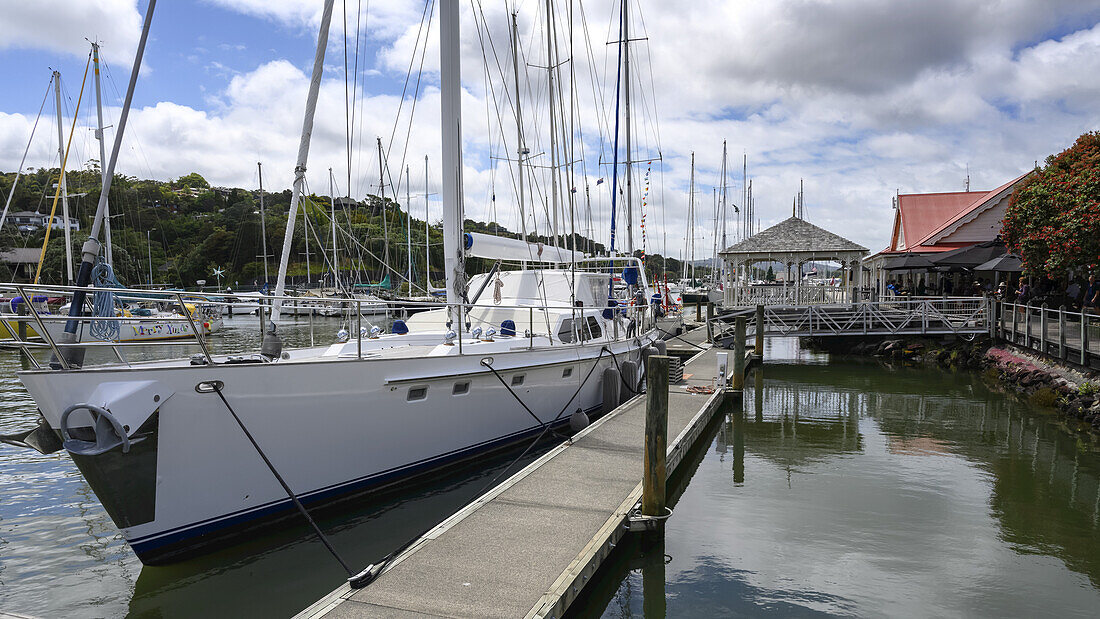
[{"xmin": 718, "ymin": 217, "xmax": 868, "ymax": 306}]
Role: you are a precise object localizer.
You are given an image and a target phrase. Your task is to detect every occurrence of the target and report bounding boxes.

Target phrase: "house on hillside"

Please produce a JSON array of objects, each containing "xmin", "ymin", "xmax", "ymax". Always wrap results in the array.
[
  {"xmin": 0, "ymin": 248, "xmax": 42, "ymax": 281},
  {"xmin": 864, "ymin": 171, "xmax": 1032, "ymax": 294}
]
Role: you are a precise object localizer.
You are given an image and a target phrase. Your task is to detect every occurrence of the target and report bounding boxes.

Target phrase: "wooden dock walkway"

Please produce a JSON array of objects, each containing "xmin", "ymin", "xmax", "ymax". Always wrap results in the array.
[{"xmin": 297, "ymin": 327, "xmax": 748, "ymax": 618}]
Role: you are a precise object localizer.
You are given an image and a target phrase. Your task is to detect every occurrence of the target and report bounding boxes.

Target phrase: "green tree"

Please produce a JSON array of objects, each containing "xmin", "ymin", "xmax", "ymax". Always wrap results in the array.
[
  {"xmin": 766, "ymin": 265, "xmax": 775, "ymax": 282},
  {"xmin": 175, "ymin": 172, "xmax": 210, "ymax": 189},
  {"xmin": 1003, "ymin": 132, "xmax": 1100, "ymax": 275}
]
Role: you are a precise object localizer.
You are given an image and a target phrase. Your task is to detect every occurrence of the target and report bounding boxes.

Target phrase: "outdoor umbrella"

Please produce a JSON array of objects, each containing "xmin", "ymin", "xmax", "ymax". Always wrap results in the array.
[
  {"xmin": 884, "ymin": 253, "xmax": 935, "ymax": 270},
  {"xmin": 930, "ymin": 240, "xmax": 1006, "ymax": 268},
  {"xmin": 974, "ymin": 253, "xmax": 1023, "ymax": 272}
]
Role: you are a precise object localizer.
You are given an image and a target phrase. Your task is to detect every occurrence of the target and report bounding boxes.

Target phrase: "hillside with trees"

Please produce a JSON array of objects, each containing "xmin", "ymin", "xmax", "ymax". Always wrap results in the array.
[{"xmin": 1, "ymin": 167, "xmax": 684, "ymax": 291}]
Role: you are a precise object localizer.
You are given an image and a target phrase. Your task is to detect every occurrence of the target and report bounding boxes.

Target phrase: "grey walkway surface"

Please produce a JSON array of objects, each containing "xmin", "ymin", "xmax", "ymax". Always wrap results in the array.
[{"xmin": 298, "ymin": 328, "xmax": 732, "ymax": 619}]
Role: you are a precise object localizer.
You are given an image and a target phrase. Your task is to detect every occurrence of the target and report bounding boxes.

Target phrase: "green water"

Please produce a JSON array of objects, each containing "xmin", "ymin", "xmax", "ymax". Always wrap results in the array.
[
  {"xmin": 582, "ymin": 341, "xmax": 1100, "ymax": 617},
  {"xmin": 3, "ymin": 331, "xmax": 1100, "ymax": 617}
]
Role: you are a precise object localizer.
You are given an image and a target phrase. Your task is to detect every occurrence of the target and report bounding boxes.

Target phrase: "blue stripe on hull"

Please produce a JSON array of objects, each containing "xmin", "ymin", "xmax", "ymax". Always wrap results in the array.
[{"xmin": 128, "ymin": 406, "xmax": 600, "ymax": 564}]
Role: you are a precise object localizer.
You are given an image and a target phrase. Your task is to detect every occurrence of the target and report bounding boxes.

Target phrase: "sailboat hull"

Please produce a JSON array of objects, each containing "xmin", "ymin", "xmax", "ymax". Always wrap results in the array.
[{"xmin": 18, "ymin": 337, "xmax": 651, "ymax": 564}]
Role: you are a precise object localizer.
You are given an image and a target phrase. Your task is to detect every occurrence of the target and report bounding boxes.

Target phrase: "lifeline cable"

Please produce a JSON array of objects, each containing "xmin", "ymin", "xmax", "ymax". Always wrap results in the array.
[
  {"xmin": 358, "ymin": 345, "xmax": 616, "ymax": 588},
  {"xmin": 203, "ymin": 382, "xmax": 359, "ymax": 581}
]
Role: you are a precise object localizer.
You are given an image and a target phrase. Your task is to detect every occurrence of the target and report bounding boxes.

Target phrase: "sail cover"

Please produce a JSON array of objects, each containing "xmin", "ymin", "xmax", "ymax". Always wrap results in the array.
[{"xmin": 464, "ymin": 232, "xmax": 587, "ymax": 263}]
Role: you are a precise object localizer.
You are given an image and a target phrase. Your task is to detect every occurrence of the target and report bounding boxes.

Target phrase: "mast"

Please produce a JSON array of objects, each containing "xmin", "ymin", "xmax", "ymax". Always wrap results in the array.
[
  {"xmin": 424, "ymin": 155, "xmax": 431, "ymax": 290},
  {"xmin": 719, "ymin": 140, "xmax": 728, "ymax": 284},
  {"xmin": 510, "ymin": 12, "xmax": 528, "ymax": 245},
  {"xmin": 303, "ymin": 209, "xmax": 311, "ymax": 286},
  {"xmin": 622, "ymin": 0, "xmax": 633, "ymax": 255},
  {"xmin": 258, "ymin": 162, "xmax": 269, "ymax": 284},
  {"xmin": 53, "ymin": 71, "xmax": 74, "ymax": 283},
  {"xmin": 406, "ymin": 165, "xmax": 412, "ymax": 293},
  {"xmin": 60, "ymin": 0, "xmax": 155, "ymax": 366},
  {"xmin": 329, "ymin": 168, "xmax": 338, "ymax": 289},
  {"xmin": 271, "ymin": 0, "xmax": 335, "ymax": 320},
  {"xmin": 688, "ymin": 152, "xmax": 695, "ymax": 282},
  {"xmin": 377, "ymin": 137, "xmax": 389, "ymax": 274},
  {"xmin": 545, "ymin": 0, "xmax": 560, "ymax": 246},
  {"xmin": 91, "ymin": 43, "xmax": 113, "ymax": 265},
  {"xmin": 439, "ymin": 0, "xmax": 465, "ymax": 310}
]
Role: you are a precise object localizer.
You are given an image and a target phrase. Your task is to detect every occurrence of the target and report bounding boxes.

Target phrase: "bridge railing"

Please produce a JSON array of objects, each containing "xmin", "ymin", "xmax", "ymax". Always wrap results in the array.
[
  {"xmin": 725, "ymin": 284, "xmax": 848, "ymax": 307},
  {"xmin": 712, "ymin": 298, "xmax": 990, "ymax": 340},
  {"xmin": 995, "ymin": 301, "xmax": 1099, "ymax": 369}
]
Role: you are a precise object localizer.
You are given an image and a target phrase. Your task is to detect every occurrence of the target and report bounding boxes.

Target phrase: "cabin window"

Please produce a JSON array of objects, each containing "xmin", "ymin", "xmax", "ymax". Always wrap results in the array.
[
  {"xmin": 586, "ymin": 317, "xmax": 602, "ymax": 339},
  {"xmin": 557, "ymin": 319, "xmax": 575, "ymax": 343},
  {"xmin": 453, "ymin": 381, "xmax": 470, "ymax": 395},
  {"xmin": 562, "ymin": 367, "xmax": 573, "ymax": 378},
  {"xmin": 407, "ymin": 386, "xmax": 428, "ymax": 401},
  {"xmin": 511, "ymin": 374, "xmax": 525, "ymax": 386}
]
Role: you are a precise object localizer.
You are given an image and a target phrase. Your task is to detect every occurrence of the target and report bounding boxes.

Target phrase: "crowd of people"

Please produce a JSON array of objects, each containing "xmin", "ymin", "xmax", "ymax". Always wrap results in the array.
[
  {"xmin": 1009, "ymin": 273, "xmax": 1100, "ymax": 312},
  {"xmin": 883, "ymin": 273, "xmax": 1100, "ymax": 313}
]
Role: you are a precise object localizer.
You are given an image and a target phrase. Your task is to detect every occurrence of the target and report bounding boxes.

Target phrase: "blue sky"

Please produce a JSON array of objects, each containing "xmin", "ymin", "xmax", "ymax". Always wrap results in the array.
[{"xmin": 3, "ymin": 0, "xmax": 1100, "ymax": 255}]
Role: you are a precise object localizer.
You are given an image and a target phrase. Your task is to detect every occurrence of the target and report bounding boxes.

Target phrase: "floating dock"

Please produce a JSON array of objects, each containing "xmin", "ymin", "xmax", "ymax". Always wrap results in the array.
[{"xmin": 297, "ymin": 325, "xmax": 752, "ymax": 618}]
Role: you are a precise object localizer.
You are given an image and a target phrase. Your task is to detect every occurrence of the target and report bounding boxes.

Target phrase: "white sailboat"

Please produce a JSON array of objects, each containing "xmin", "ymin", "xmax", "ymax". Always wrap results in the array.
[{"xmin": 8, "ymin": 0, "xmax": 660, "ymax": 565}]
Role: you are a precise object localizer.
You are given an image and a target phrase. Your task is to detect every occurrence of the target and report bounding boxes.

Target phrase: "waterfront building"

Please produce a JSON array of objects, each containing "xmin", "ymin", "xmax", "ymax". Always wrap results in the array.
[{"xmin": 865, "ymin": 171, "xmax": 1032, "ymax": 294}]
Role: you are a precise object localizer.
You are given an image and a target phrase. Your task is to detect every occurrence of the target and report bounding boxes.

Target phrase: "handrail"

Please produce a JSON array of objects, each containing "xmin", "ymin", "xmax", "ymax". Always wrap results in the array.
[{"xmin": 1, "ymin": 281, "xmax": 659, "ymax": 370}]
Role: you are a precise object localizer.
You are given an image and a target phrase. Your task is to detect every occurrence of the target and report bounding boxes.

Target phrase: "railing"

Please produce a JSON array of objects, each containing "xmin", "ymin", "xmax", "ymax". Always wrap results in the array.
[
  {"xmin": 725, "ymin": 284, "xmax": 849, "ymax": 307},
  {"xmin": 0, "ymin": 282, "xmax": 658, "ymax": 370},
  {"xmin": 995, "ymin": 301, "xmax": 1100, "ymax": 369},
  {"xmin": 711, "ymin": 298, "xmax": 990, "ymax": 340}
]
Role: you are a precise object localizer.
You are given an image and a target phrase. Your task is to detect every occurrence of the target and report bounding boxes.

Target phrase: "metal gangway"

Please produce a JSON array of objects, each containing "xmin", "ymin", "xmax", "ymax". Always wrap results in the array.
[{"xmin": 712, "ymin": 298, "xmax": 992, "ymax": 341}]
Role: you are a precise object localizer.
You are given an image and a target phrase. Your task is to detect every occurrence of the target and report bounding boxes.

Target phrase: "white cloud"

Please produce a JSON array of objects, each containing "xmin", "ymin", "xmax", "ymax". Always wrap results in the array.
[
  {"xmin": 0, "ymin": 0, "xmax": 142, "ymax": 62},
  {"xmin": 5, "ymin": 0, "xmax": 1100, "ymax": 257}
]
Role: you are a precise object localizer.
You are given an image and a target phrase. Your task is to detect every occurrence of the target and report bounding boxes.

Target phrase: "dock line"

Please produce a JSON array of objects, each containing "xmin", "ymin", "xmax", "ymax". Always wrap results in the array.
[{"xmin": 199, "ymin": 380, "xmax": 370, "ymax": 587}]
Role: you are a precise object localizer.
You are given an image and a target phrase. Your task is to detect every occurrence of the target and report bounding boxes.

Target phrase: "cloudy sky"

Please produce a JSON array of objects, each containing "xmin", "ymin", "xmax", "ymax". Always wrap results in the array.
[{"xmin": 2, "ymin": 0, "xmax": 1099, "ymax": 257}]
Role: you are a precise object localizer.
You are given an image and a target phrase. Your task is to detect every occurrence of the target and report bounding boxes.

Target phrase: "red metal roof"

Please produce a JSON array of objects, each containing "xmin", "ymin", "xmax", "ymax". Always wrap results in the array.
[
  {"xmin": 913, "ymin": 170, "xmax": 1031, "ymax": 247},
  {"xmin": 893, "ymin": 191, "xmax": 987, "ymax": 251}
]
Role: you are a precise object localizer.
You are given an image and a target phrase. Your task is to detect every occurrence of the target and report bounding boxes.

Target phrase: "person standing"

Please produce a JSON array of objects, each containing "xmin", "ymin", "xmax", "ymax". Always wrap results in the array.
[{"xmin": 1085, "ymin": 274, "xmax": 1100, "ymax": 313}]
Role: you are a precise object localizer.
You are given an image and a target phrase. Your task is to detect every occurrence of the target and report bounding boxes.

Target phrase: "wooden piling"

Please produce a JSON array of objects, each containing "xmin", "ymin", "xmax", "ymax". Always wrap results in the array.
[
  {"xmin": 642, "ymin": 354, "xmax": 669, "ymax": 517},
  {"xmin": 755, "ymin": 304, "xmax": 764, "ymax": 358},
  {"xmin": 696, "ymin": 299, "xmax": 702, "ymax": 322},
  {"xmin": 705, "ymin": 302, "xmax": 714, "ymax": 343},
  {"xmin": 732, "ymin": 317, "xmax": 746, "ymax": 391}
]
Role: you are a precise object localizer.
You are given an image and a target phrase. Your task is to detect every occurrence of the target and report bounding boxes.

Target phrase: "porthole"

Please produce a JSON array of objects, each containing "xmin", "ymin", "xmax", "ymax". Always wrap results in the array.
[
  {"xmin": 562, "ymin": 367, "xmax": 573, "ymax": 378},
  {"xmin": 408, "ymin": 386, "xmax": 428, "ymax": 401},
  {"xmin": 453, "ymin": 381, "xmax": 470, "ymax": 395},
  {"xmin": 511, "ymin": 374, "xmax": 525, "ymax": 386}
]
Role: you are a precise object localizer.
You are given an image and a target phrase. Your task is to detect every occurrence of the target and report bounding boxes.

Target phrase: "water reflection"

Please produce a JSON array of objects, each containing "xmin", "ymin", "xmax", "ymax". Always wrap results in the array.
[{"xmin": 590, "ymin": 358, "xmax": 1100, "ymax": 617}]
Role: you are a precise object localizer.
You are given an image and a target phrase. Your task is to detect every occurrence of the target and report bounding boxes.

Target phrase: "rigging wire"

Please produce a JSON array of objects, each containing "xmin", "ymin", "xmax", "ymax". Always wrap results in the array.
[{"xmin": 0, "ymin": 78, "xmax": 54, "ymax": 231}]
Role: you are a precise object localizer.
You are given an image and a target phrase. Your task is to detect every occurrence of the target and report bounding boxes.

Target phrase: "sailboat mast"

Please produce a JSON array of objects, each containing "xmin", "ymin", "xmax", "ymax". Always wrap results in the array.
[
  {"xmin": 91, "ymin": 43, "xmax": 113, "ymax": 265},
  {"xmin": 688, "ymin": 152, "xmax": 695, "ymax": 282},
  {"xmin": 545, "ymin": 0, "xmax": 560, "ymax": 246},
  {"xmin": 377, "ymin": 137, "xmax": 389, "ymax": 274},
  {"xmin": 439, "ymin": 0, "xmax": 466, "ymax": 310},
  {"xmin": 510, "ymin": 12, "xmax": 528, "ymax": 244},
  {"xmin": 303, "ymin": 209, "xmax": 311, "ymax": 286},
  {"xmin": 329, "ymin": 168, "xmax": 338, "ymax": 289},
  {"xmin": 406, "ymin": 165, "xmax": 412, "ymax": 293},
  {"xmin": 622, "ymin": 0, "xmax": 633, "ymax": 255},
  {"xmin": 52, "ymin": 72, "xmax": 74, "ymax": 283},
  {"xmin": 424, "ymin": 155, "xmax": 430, "ymax": 289},
  {"xmin": 271, "ymin": 0, "xmax": 335, "ymax": 320},
  {"xmin": 258, "ymin": 162, "xmax": 268, "ymax": 284},
  {"xmin": 719, "ymin": 140, "xmax": 728, "ymax": 284}
]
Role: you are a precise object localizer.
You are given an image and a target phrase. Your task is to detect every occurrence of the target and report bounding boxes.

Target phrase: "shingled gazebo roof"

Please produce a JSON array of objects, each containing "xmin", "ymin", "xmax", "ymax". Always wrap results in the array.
[{"xmin": 719, "ymin": 217, "xmax": 867, "ymax": 256}]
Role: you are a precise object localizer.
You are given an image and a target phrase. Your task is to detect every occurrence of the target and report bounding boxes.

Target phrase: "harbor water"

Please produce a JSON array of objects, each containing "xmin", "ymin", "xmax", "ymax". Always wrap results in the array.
[
  {"xmin": 3, "ymin": 330, "xmax": 1100, "ymax": 617},
  {"xmin": 582, "ymin": 339, "xmax": 1100, "ymax": 617}
]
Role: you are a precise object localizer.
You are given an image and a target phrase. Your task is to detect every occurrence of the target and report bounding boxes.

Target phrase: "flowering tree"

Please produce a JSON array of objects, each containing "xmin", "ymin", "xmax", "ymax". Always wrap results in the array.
[{"xmin": 1003, "ymin": 132, "xmax": 1100, "ymax": 275}]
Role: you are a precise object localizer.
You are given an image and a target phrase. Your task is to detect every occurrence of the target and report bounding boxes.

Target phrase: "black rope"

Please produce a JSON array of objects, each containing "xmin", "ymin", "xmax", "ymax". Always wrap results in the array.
[
  {"xmin": 479, "ymin": 359, "xmax": 568, "ymax": 439},
  {"xmin": 654, "ymin": 326, "xmax": 707, "ymax": 350},
  {"xmin": 359, "ymin": 348, "xmax": 613, "ymax": 588},
  {"xmin": 204, "ymin": 383, "xmax": 356, "ymax": 578},
  {"xmin": 602, "ymin": 345, "xmax": 643, "ymax": 395}
]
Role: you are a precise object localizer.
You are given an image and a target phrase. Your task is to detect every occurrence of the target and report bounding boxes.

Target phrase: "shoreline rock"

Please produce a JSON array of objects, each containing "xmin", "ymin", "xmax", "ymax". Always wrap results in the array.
[{"xmin": 806, "ymin": 335, "xmax": 1100, "ymax": 432}]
